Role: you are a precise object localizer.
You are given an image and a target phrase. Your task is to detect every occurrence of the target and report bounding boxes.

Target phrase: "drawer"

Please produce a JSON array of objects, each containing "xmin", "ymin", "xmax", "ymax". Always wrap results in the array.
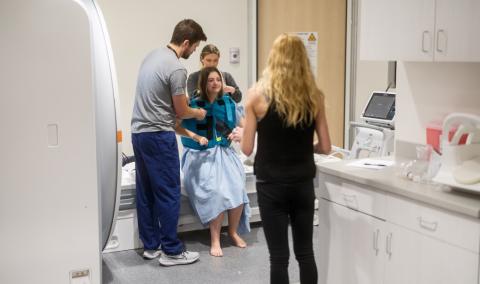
[
  {"xmin": 387, "ymin": 193, "xmax": 480, "ymax": 253},
  {"xmin": 385, "ymin": 193, "xmax": 420, "ymax": 229},
  {"xmin": 317, "ymin": 173, "xmax": 386, "ymax": 219},
  {"xmin": 317, "ymin": 173, "xmax": 344, "ymax": 204}
]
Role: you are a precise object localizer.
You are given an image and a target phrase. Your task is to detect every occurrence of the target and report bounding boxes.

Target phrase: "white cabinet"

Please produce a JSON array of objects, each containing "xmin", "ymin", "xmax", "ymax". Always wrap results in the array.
[
  {"xmin": 382, "ymin": 223, "xmax": 420, "ymax": 284},
  {"xmin": 385, "ymin": 193, "xmax": 479, "ymax": 284},
  {"xmin": 418, "ymin": 231, "xmax": 478, "ymax": 284},
  {"xmin": 434, "ymin": 0, "xmax": 480, "ymax": 61},
  {"xmin": 317, "ymin": 173, "xmax": 387, "ymax": 284},
  {"xmin": 359, "ymin": 0, "xmax": 480, "ymax": 62},
  {"xmin": 317, "ymin": 173, "xmax": 480, "ymax": 284},
  {"xmin": 318, "ymin": 199, "xmax": 385, "ymax": 284},
  {"xmin": 359, "ymin": 0, "xmax": 435, "ymax": 61}
]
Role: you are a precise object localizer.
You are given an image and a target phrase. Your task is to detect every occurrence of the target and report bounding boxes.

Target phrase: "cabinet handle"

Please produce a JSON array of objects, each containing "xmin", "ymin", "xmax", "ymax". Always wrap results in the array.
[
  {"xmin": 343, "ymin": 193, "xmax": 358, "ymax": 210},
  {"xmin": 373, "ymin": 229, "xmax": 380, "ymax": 255},
  {"xmin": 386, "ymin": 232, "xmax": 393, "ymax": 257},
  {"xmin": 421, "ymin": 30, "xmax": 430, "ymax": 53},
  {"xmin": 436, "ymin": 29, "xmax": 447, "ymax": 53},
  {"xmin": 418, "ymin": 217, "xmax": 438, "ymax": 231}
]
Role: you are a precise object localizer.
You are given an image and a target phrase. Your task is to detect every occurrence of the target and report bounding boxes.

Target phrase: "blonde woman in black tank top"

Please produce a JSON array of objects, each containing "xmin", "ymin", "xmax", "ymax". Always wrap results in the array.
[{"xmin": 231, "ymin": 34, "xmax": 331, "ymax": 284}]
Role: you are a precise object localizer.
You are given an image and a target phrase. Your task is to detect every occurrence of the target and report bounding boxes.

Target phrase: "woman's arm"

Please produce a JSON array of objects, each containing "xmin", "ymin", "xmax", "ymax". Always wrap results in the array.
[
  {"xmin": 228, "ymin": 98, "xmax": 246, "ymax": 141},
  {"xmin": 223, "ymin": 72, "xmax": 242, "ymax": 103},
  {"xmin": 239, "ymin": 88, "xmax": 259, "ymax": 156},
  {"xmin": 314, "ymin": 96, "xmax": 332, "ymax": 154},
  {"xmin": 237, "ymin": 117, "xmax": 245, "ymax": 128},
  {"xmin": 175, "ymin": 120, "xmax": 208, "ymax": 145}
]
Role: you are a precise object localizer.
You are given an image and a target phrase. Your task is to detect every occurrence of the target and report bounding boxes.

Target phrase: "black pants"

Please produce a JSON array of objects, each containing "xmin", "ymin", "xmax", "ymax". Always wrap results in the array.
[{"xmin": 257, "ymin": 180, "xmax": 318, "ymax": 284}]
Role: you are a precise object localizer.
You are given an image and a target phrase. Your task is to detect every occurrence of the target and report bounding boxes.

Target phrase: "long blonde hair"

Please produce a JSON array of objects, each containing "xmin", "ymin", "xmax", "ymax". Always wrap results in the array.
[{"xmin": 260, "ymin": 34, "xmax": 324, "ymax": 127}]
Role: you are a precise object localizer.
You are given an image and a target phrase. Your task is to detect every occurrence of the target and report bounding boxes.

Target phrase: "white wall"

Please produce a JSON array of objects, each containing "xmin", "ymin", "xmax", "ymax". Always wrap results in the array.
[
  {"xmin": 354, "ymin": 61, "xmax": 389, "ymax": 121},
  {"xmin": 97, "ymin": 0, "xmax": 255, "ymax": 154},
  {"xmin": 396, "ymin": 62, "xmax": 480, "ymax": 145}
]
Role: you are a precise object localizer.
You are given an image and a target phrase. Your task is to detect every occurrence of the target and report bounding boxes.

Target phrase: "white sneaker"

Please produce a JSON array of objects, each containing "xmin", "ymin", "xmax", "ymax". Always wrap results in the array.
[
  {"xmin": 158, "ymin": 251, "xmax": 200, "ymax": 266},
  {"xmin": 142, "ymin": 249, "xmax": 162, "ymax": 259}
]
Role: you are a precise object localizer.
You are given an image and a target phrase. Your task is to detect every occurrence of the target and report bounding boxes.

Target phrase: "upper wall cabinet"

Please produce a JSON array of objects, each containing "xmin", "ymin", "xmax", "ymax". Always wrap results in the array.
[{"xmin": 359, "ymin": 0, "xmax": 480, "ymax": 62}]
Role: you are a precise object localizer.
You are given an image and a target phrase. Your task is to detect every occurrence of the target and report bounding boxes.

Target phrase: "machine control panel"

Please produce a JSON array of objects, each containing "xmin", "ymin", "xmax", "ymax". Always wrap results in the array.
[{"xmin": 361, "ymin": 91, "xmax": 396, "ymax": 128}]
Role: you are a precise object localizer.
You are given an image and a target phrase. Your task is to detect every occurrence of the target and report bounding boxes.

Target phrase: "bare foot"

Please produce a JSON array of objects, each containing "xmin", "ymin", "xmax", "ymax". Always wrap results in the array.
[
  {"xmin": 229, "ymin": 233, "xmax": 247, "ymax": 248},
  {"xmin": 210, "ymin": 242, "xmax": 223, "ymax": 257}
]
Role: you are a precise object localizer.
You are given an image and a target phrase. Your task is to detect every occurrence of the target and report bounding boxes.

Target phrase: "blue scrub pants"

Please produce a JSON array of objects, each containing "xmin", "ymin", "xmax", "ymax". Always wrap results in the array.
[{"xmin": 132, "ymin": 131, "xmax": 183, "ymax": 255}]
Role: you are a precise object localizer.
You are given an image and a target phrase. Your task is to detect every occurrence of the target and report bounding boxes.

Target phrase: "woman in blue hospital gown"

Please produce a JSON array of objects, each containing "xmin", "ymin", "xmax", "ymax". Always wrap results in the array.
[{"xmin": 179, "ymin": 66, "xmax": 250, "ymax": 257}]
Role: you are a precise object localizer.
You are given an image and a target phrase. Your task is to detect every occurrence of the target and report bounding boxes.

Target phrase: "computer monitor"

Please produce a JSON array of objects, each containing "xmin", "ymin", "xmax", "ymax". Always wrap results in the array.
[{"xmin": 361, "ymin": 91, "xmax": 396, "ymax": 128}]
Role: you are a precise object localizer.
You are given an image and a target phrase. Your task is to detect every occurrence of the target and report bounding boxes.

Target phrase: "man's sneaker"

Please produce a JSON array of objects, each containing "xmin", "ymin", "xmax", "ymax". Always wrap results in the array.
[
  {"xmin": 142, "ymin": 249, "xmax": 162, "ymax": 259},
  {"xmin": 158, "ymin": 251, "xmax": 200, "ymax": 266}
]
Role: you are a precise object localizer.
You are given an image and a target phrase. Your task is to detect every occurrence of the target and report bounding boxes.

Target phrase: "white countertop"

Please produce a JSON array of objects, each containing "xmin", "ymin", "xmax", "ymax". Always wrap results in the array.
[{"xmin": 316, "ymin": 157, "xmax": 480, "ymax": 218}]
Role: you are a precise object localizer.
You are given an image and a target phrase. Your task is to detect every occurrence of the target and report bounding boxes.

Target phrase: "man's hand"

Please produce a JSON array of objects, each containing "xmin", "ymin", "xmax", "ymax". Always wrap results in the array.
[{"xmin": 196, "ymin": 108, "xmax": 207, "ymax": 120}]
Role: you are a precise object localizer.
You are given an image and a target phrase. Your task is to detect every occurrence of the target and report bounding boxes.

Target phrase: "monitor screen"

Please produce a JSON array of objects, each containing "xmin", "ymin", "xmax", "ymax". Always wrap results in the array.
[{"xmin": 363, "ymin": 92, "xmax": 395, "ymax": 120}]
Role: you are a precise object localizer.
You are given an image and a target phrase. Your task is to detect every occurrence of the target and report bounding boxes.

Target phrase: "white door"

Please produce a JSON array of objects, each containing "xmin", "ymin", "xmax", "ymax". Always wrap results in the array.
[
  {"xmin": 418, "ymin": 234, "xmax": 478, "ymax": 284},
  {"xmin": 318, "ymin": 199, "xmax": 384, "ymax": 284},
  {"xmin": 434, "ymin": 0, "xmax": 480, "ymax": 61},
  {"xmin": 359, "ymin": 0, "xmax": 435, "ymax": 61},
  {"xmin": 384, "ymin": 223, "xmax": 421, "ymax": 284}
]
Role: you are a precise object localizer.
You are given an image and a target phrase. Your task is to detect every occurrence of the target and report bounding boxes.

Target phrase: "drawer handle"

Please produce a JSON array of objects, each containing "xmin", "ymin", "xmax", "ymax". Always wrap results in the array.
[
  {"xmin": 386, "ymin": 232, "xmax": 393, "ymax": 257},
  {"xmin": 436, "ymin": 29, "xmax": 447, "ymax": 53},
  {"xmin": 343, "ymin": 193, "xmax": 358, "ymax": 210},
  {"xmin": 373, "ymin": 229, "xmax": 380, "ymax": 255},
  {"xmin": 418, "ymin": 217, "xmax": 438, "ymax": 231}
]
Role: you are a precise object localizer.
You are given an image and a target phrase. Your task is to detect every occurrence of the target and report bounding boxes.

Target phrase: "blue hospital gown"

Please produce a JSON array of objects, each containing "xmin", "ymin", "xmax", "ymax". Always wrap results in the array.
[{"xmin": 181, "ymin": 106, "xmax": 250, "ymax": 234}]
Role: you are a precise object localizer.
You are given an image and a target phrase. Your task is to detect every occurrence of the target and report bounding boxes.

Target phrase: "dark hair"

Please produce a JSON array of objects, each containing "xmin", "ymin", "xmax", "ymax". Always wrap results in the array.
[
  {"xmin": 197, "ymin": 67, "xmax": 223, "ymax": 101},
  {"xmin": 170, "ymin": 19, "xmax": 207, "ymax": 45},
  {"xmin": 200, "ymin": 44, "xmax": 220, "ymax": 60}
]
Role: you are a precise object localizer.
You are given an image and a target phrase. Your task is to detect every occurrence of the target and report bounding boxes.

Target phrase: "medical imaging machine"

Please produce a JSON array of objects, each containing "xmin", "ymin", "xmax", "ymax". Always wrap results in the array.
[
  {"xmin": 1, "ymin": 1, "xmax": 121, "ymax": 283},
  {"xmin": 331, "ymin": 91, "xmax": 396, "ymax": 160}
]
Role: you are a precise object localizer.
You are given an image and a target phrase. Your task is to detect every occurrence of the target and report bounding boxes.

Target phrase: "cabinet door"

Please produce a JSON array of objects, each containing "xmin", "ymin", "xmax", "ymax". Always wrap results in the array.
[
  {"xmin": 384, "ymin": 223, "xmax": 421, "ymax": 284},
  {"xmin": 318, "ymin": 199, "xmax": 384, "ymax": 284},
  {"xmin": 418, "ymin": 235, "xmax": 478, "ymax": 284},
  {"xmin": 434, "ymin": 0, "xmax": 480, "ymax": 61},
  {"xmin": 359, "ymin": 0, "xmax": 435, "ymax": 61}
]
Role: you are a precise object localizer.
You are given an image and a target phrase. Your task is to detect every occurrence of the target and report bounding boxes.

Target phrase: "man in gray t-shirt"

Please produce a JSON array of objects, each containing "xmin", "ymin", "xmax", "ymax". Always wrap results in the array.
[
  {"xmin": 130, "ymin": 19, "xmax": 207, "ymax": 266},
  {"xmin": 131, "ymin": 48, "xmax": 189, "ymax": 133}
]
